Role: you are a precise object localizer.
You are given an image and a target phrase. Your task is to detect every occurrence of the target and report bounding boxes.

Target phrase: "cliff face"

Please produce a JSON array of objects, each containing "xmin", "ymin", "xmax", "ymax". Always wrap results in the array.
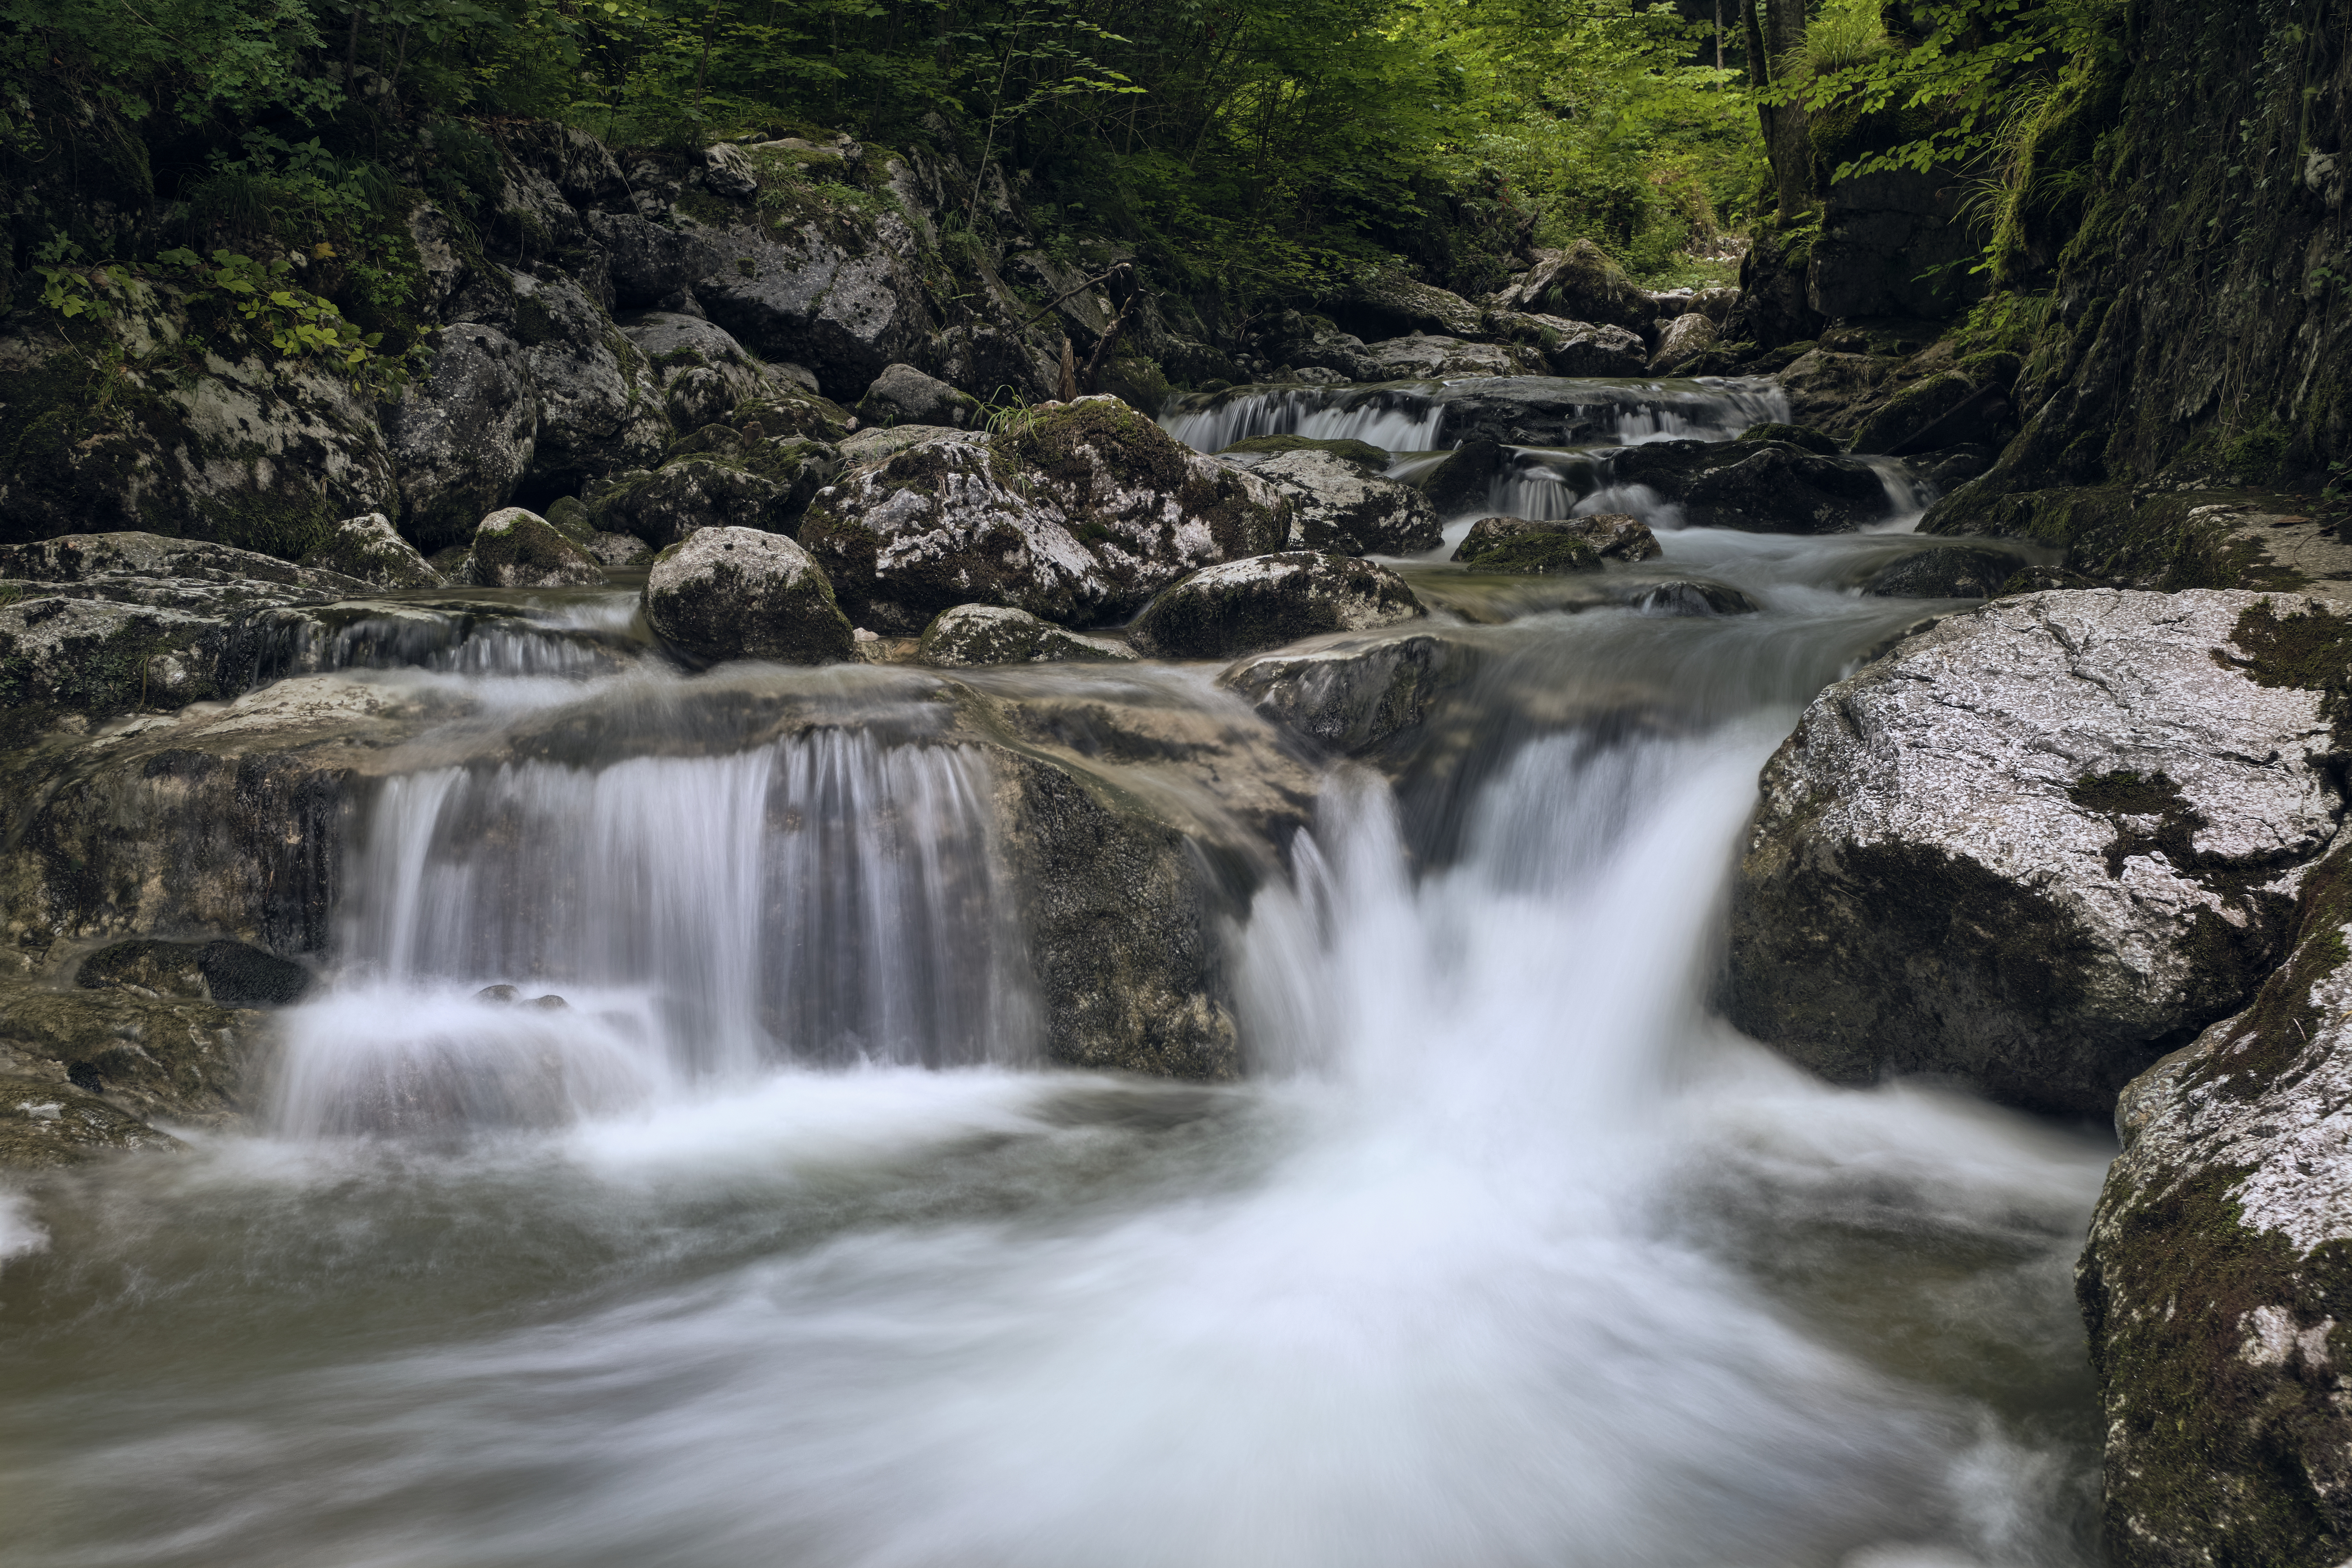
[{"xmin": 1931, "ymin": 0, "xmax": 2351, "ymax": 545}]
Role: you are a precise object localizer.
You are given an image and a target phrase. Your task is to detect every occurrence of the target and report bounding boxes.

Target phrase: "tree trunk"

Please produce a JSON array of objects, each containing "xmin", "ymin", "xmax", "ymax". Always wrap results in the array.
[{"xmin": 1743, "ymin": 0, "xmax": 1813, "ymax": 218}]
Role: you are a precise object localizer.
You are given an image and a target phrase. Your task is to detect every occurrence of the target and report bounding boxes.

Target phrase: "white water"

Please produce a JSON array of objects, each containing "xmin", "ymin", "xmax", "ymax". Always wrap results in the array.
[
  {"xmin": 0, "ymin": 372, "xmax": 2104, "ymax": 1568},
  {"xmin": 1161, "ymin": 386, "xmax": 1447, "ymax": 453}
]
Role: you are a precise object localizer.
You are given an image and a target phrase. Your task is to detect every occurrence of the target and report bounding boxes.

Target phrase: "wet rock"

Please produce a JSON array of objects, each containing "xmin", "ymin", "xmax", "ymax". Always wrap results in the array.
[
  {"xmin": 801, "ymin": 397, "xmax": 1289, "ymax": 634},
  {"xmin": 1865, "ymin": 545, "xmax": 2032, "ymax": 600},
  {"xmin": 0, "ymin": 966, "xmax": 266, "ymax": 1154},
  {"xmin": 1725, "ymin": 590, "xmax": 2346, "ymax": 1114},
  {"xmin": 1601, "ymin": 439, "xmax": 1892, "ymax": 533},
  {"xmin": 79, "ymin": 937, "xmax": 312, "ymax": 1006},
  {"xmin": 1849, "ymin": 371, "xmax": 2014, "ymax": 456},
  {"xmin": 1507, "ymin": 241, "xmax": 1654, "ymax": 335},
  {"xmin": 1128, "ymin": 552, "xmax": 1425, "ymax": 660},
  {"xmin": 918, "ymin": 604, "xmax": 1136, "ymax": 667},
  {"xmin": 1451, "ymin": 517, "xmax": 1601, "ymax": 575},
  {"xmin": 1361, "ymin": 335, "xmax": 1520, "ymax": 379},
  {"xmin": 1216, "ymin": 436, "xmax": 1390, "ymax": 468},
  {"xmin": 1488, "ymin": 312, "xmax": 1649, "ymax": 377},
  {"xmin": 0, "ymin": 597, "xmax": 234, "ymax": 719},
  {"xmin": 1650, "ymin": 311, "xmax": 1718, "ymax": 375},
  {"xmin": 643, "ymin": 525, "xmax": 854, "ymax": 664},
  {"xmin": 382, "ymin": 323, "xmax": 539, "ymax": 550},
  {"xmin": 1906, "ymin": 442, "xmax": 2002, "ymax": 493},
  {"xmin": 1221, "ymin": 630, "xmax": 1466, "ymax": 753},
  {"xmin": 1251, "ymin": 449, "xmax": 1441, "ymax": 555},
  {"xmin": 0, "ymin": 533, "xmax": 367, "ymax": 601},
  {"xmin": 1776, "ymin": 349, "xmax": 1901, "ymax": 437},
  {"xmin": 298, "ymin": 513, "xmax": 445, "ymax": 589},
  {"xmin": 2077, "ymin": 832, "xmax": 2352, "ymax": 1568},
  {"xmin": 1735, "ymin": 422, "xmax": 1841, "ymax": 456},
  {"xmin": 857, "ymin": 363, "xmax": 977, "ymax": 429},
  {"xmin": 464, "ymin": 508, "xmax": 608, "ymax": 589},
  {"xmin": 1332, "ymin": 274, "xmax": 1485, "ymax": 340},
  {"xmin": 1633, "ymin": 580, "xmax": 1756, "ymax": 616},
  {"xmin": 0, "ymin": 1075, "xmax": 184, "ymax": 1168},
  {"xmin": 1418, "ymin": 440, "xmax": 1507, "ymax": 513}
]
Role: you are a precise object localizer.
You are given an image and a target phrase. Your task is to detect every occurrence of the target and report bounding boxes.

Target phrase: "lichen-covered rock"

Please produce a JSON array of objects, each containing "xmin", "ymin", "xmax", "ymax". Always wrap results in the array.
[
  {"xmin": 588, "ymin": 437, "xmax": 836, "ymax": 549},
  {"xmin": 1724, "ymin": 591, "xmax": 2347, "ymax": 1114},
  {"xmin": 1361, "ymin": 335, "xmax": 1521, "ymax": 380},
  {"xmin": 1490, "ymin": 313, "xmax": 1650, "ymax": 377},
  {"xmin": 1128, "ymin": 552, "xmax": 1426, "ymax": 660},
  {"xmin": 642, "ymin": 525, "xmax": 854, "ymax": 663},
  {"xmin": 382, "ymin": 323, "xmax": 539, "ymax": 551},
  {"xmin": 0, "ymin": 532, "xmax": 367, "ymax": 601},
  {"xmin": 837, "ymin": 424, "xmax": 980, "ymax": 465},
  {"xmin": 1216, "ymin": 435, "xmax": 1391, "ymax": 467},
  {"xmin": 1221, "ymin": 629, "xmax": 1466, "ymax": 753},
  {"xmin": 801, "ymin": 396, "xmax": 1290, "ymax": 634},
  {"xmin": 1848, "ymin": 370, "xmax": 2014, "ymax": 456},
  {"xmin": 1453, "ymin": 512, "xmax": 1658, "ymax": 574},
  {"xmin": 623, "ymin": 310, "xmax": 786, "ymax": 430},
  {"xmin": 298, "ymin": 512, "xmax": 445, "ymax": 589},
  {"xmin": 0, "ymin": 597, "xmax": 234, "ymax": 719},
  {"xmin": 464, "ymin": 508, "xmax": 608, "ymax": 588},
  {"xmin": 1650, "ymin": 311, "xmax": 1719, "ymax": 375},
  {"xmin": 1333, "ymin": 274, "xmax": 1485, "ymax": 340},
  {"xmin": 2078, "ymin": 832, "xmax": 2352, "ymax": 1568},
  {"xmin": 857, "ymin": 363, "xmax": 978, "ymax": 429},
  {"xmin": 918, "ymin": 604, "xmax": 1136, "ymax": 667},
  {"xmin": 1251, "ymin": 449, "xmax": 1440, "ymax": 555},
  {"xmin": 503, "ymin": 273, "xmax": 673, "ymax": 499}
]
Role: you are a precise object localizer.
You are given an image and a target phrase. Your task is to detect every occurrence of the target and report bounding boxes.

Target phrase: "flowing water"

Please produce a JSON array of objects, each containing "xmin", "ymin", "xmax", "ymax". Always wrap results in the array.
[{"xmin": 0, "ymin": 376, "xmax": 2108, "ymax": 1568}]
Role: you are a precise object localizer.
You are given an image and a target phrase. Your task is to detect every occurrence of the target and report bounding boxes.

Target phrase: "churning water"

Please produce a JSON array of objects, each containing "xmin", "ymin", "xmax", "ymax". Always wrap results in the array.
[{"xmin": 0, "ymin": 373, "xmax": 2108, "ymax": 1568}]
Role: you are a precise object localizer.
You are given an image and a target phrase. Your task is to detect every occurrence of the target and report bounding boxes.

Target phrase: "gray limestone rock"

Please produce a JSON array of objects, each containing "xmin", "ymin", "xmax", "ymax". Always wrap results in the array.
[
  {"xmin": 298, "ymin": 512, "xmax": 445, "ymax": 589},
  {"xmin": 464, "ymin": 508, "xmax": 608, "ymax": 588},
  {"xmin": 918, "ymin": 604, "xmax": 1137, "ymax": 667},
  {"xmin": 0, "ymin": 596, "xmax": 235, "ymax": 718},
  {"xmin": 1650, "ymin": 311, "xmax": 1719, "ymax": 375},
  {"xmin": 1128, "ymin": 552, "xmax": 1426, "ymax": 661},
  {"xmin": 857, "ymin": 363, "xmax": 979, "ymax": 429},
  {"xmin": 1250, "ymin": 449, "xmax": 1441, "ymax": 555},
  {"xmin": 382, "ymin": 322, "xmax": 539, "ymax": 551},
  {"xmin": 1221, "ymin": 629, "xmax": 1466, "ymax": 753},
  {"xmin": 1361, "ymin": 335, "xmax": 1522, "ymax": 380},
  {"xmin": 1724, "ymin": 589, "xmax": 2346, "ymax": 1114},
  {"xmin": 642, "ymin": 525, "xmax": 854, "ymax": 663}
]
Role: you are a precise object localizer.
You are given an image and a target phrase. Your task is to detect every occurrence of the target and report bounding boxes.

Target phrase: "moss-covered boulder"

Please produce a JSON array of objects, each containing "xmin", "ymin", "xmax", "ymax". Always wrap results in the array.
[
  {"xmin": 642, "ymin": 525, "xmax": 854, "ymax": 664},
  {"xmin": 2079, "ymin": 831, "xmax": 2352, "ymax": 1567},
  {"xmin": 588, "ymin": 441, "xmax": 837, "ymax": 551},
  {"xmin": 1649, "ymin": 311, "xmax": 1717, "ymax": 375},
  {"xmin": 1735, "ymin": 422, "xmax": 1840, "ymax": 456},
  {"xmin": 918, "ymin": 604, "xmax": 1136, "ymax": 667},
  {"xmin": 1217, "ymin": 435, "xmax": 1391, "ymax": 468},
  {"xmin": 0, "ymin": 597, "xmax": 234, "ymax": 720},
  {"xmin": 1452, "ymin": 512, "xmax": 1658, "ymax": 574},
  {"xmin": 1510, "ymin": 241, "xmax": 1653, "ymax": 335},
  {"xmin": 1724, "ymin": 590, "xmax": 2347, "ymax": 1115},
  {"xmin": 1251, "ymin": 448, "xmax": 1441, "ymax": 555},
  {"xmin": 298, "ymin": 512, "xmax": 445, "ymax": 589},
  {"xmin": 1864, "ymin": 544, "xmax": 2035, "ymax": 600},
  {"xmin": 463, "ymin": 508, "xmax": 608, "ymax": 589},
  {"xmin": 800, "ymin": 396, "xmax": 1290, "ymax": 634},
  {"xmin": 0, "ymin": 1075, "xmax": 185, "ymax": 1168},
  {"xmin": 1128, "ymin": 552, "xmax": 1425, "ymax": 660},
  {"xmin": 1849, "ymin": 370, "xmax": 2012, "ymax": 456},
  {"xmin": 856, "ymin": 363, "xmax": 978, "ymax": 429},
  {"xmin": 78, "ymin": 937, "xmax": 313, "ymax": 1006}
]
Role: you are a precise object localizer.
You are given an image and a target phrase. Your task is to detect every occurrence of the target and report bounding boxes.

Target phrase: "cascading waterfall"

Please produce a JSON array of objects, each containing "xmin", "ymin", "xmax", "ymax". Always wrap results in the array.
[
  {"xmin": 274, "ymin": 728, "xmax": 1034, "ymax": 1136},
  {"xmin": 1160, "ymin": 385, "xmax": 1447, "ymax": 453}
]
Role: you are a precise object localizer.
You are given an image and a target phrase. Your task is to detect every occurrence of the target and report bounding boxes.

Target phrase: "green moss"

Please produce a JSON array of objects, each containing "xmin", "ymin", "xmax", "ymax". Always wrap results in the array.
[
  {"xmin": 1734, "ymin": 422, "xmax": 1839, "ymax": 456},
  {"xmin": 1453, "ymin": 528, "xmax": 1601, "ymax": 575},
  {"xmin": 2215, "ymin": 599, "xmax": 2352, "ymax": 746},
  {"xmin": 1217, "ymin": 434, "xmax": 1392, "ymax": 468}
]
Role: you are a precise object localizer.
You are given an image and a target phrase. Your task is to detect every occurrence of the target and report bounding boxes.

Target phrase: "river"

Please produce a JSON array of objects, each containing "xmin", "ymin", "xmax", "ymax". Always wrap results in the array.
[{"xmin": 0, "ymin": 377, "xmax": 2110, "ymax": 1568}]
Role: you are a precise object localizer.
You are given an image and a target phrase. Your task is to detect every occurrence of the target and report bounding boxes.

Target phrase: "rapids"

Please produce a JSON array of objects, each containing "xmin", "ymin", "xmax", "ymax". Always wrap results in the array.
[{"xmin": 0, "ymin": 376, "xmax": 2108, "ymax": 1568}]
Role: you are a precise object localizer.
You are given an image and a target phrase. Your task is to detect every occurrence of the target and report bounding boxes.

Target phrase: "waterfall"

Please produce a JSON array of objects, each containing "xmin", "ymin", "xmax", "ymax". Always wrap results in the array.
[
  {"xmin": 1160, "ymin": 386, "xmax": 1447, "ymax": 453},
  {"xmin": 274, "ymin": 730, "xmax": 1035, "ymax": 1135}
]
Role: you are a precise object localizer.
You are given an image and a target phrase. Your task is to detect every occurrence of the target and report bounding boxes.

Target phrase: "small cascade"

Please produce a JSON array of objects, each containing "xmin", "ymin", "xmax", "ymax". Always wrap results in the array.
[
  {"xmin": 1161, "ymin": 386, "xmax": 1445, "ymax": 454},
  {"xmin": 1603, "ymin": 381, "xmax": 1790, "ymax": 442},
  {"xmin": 274, "ymin": 729, "xmax": 1035, "ymax": 1134},
  {"xmin": 1862, "ymin": 456, "xmax": 1935, "ymax": 528},
  {"xmin": 236, "ymin": 603, "xmax": 639, "ymax": 689},
  {"xmin": 1485, "ymin": 450, "xmax": 1595, "ymax": 519},
  {"xmin": 1573, "ymin": 482, "xmax": 1688, "ymax": 531}
]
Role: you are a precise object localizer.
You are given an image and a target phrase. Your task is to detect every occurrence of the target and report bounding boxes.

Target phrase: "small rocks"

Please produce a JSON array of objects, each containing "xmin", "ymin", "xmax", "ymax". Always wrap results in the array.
[
  {"xmin": 1250, "ymin": 448, "xmax": 1441, "ymax": 555},
  {"xmin": 464, "ymin": 508, "xmax": 608, "ymax": 588},
  {"xmin": 298, "ymin": 513, "xmax": 444, "ymax": 589},
  {"xmin": 918, "ymin": 604, "xmax": 1136, "ymax": 666},
  {"xmin": 1128, "ymin": 552, "xmax": 1426, "ymax": 660},
  {"xmin": 642, "ymin": 525, "xmax": 854, "ymax": 664}
]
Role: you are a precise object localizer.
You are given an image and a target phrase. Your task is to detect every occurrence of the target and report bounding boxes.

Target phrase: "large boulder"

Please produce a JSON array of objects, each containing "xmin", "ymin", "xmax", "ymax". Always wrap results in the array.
[
  {"xmin": 799, "ymin": 396, "xmax": 1290, "ymax": 634},
  {"xmin": 1725, "ymin": 591, "xmax": 2347, "ymax": 1114},
  {"xmin": 2078, "ymin": 833, "xmax": 2352, "ymax": 1568},
  {"xmin": 918, "ymin": 604, "xmax": 1135, "ymax": 667},
  {"xmin": 1509, "ymin": 241, "xmax": 1654, "ymax": 335},
  {"xmin": 642, "ymin": 525, "xmax": 854, "ymax": 663},
  {"xmin": 587, "ymin": 431, "xmax": 840, "ymax": 548},
  {"xmin": 298, "ymin": 512, "xmax": 444, "ymax": 589},
  {"xmin": 1361, "ymin": 335, "xmax": 1520, "ymax": 379},
  {"xmin": 1250, "ymin": 448, "xmax": 1441, "ymax": 555},
  {"xmin": 1601, "ymin": 439, "xmax": 1893, "ymax": 533},
  {"xmin": 0, "ymin": 597, "xmax": 236, "ymax": 720},
  {"xmin": 1490, "ymin": 313, "xmax": 1650, "ymax": 377},
  {"xmin": 1332, "ymin": 274, "xmax": 1485, "ymax": 340},
  {"xmin": 857, "ymin": 363, "xmax": 978, "ymax": 429},
  {"xmin": 1128, "ymin": 552, "xmax": 1426, "ymax": 660},
  {"xmin": 463, "ymin": 508, "xmax": 608, "ymax": 589},
  {"xmin": 502, "ymin": 272, "xmax": 673, "ymax": 500},
  {"xmin": 1864, "ymin": 544, "xmax": 2032, "ymax": 600},
  {"xmin": 1650, "ymin": 311, "xmax": 1719, "ymax": 375},
  {"xmin": 622, "ymin": 311, "xmax": 795, "ymax": 431},
  {"xmin": 381, "ymin": 322, "xmax": 539, "ymax": 550}
]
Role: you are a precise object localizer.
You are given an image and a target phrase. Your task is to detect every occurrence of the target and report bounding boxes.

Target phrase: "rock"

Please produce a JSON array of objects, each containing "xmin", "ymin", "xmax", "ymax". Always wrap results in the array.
[
  {"xmin": 1864, "ymin": 545, "xmax": 2032, "ymax": 600},
  {"xmin": 1776, "ymin": 349, "xmax": 1901, "ymax": 437},
  {"xmin": 1510, "ymin": 315, "xmax": 1649, "ymax": 378},
  {"xmin": 1216, "ymin": 436, "xmax": 1390, "ymax": 468},
  {"xmin": 918, "ymin": 604, "xmax": 1137, "ymax": 666},
  {"xmin": 1221, "ymin": 629, "xmax": 1465, "ymax": 753},
  {"xmin": 1128, "ymin": 552, "xmax": 1426, "ymax": 660},
  {"xmin": 0, "ymin": 967, "xmax": 266, "ymax": 1156},
  {"xmin": 1808, "ymin": 169, "xmax": 1985, "ymax": 321},
  {"xmin": 1632, "ymin": 580, "xmax": 1757, "ymax": 616},
  {"xmin": 1727, "ymin": 227, "xmax": 1825, "ymax": 349},
  {"xmin": 1907, "ymin": 442, "xmax": 2002, "ymax": 493},
  {"xmin": 623, "ymin": 311, "xmax": 787, "ymax": 430},
  {"xmin": 1419, "ymin": 440, "xmax": 1506, "ymax": 513},
  {"xmin": 1513, "ymin": 241, "xmax": 1654, "ymax": 335},
  {"xmin": 2077, "ymin": 832, "xmax": 2352, "ymax": 1568},
  {"xmin": 0, "ymin": 597, "xmax": 234, "ymax": 719},
  {"xmin": 702, "ymin": 142, "xmax": 759, "ymax": 199},
  {"xmin": 78, "ymin": 937, "xmax": 312, "ymax": 1006},
  {"xmin": 1250, "ymin": 449, "xmax": 1441, "ymax": 555},
  {"xmin": 642, "ymin": 525, "xmax": 854, "ymax": 664},
  {"xmin": 0, "ymin": 532, "xmax": 366, "ymax": 601},
  {"xmin": 1736, "ymin": 422, "xmax": 1841, "ymax": 456},
  {"xmin": 298, "ymin": 512, "xmax": 444, "ymax": 589},
  {"xmin": 465, "ymin": 508, "xmax": 608, "ymax": 588},
  {"xmin": 1451, "ymin": 516, "xmax": 1603, "ymax": 575},
  {"xmin": 1361, "ymin": 335, "xmax": 1520, "ymax": 379},
  {"xmin": 1332, "ymin": 274, "xmax": 1485, "ymax": 340},
  {"xmin": 1724, "ymin": 590, "xmax": 2346, "ymax": 1114},
  {"xmin": 588, "ymin": 430, "xmax": 839, "ymax": 548},
  {"xmin": 588, "ymin": 532, "xmax": 653, "ymax": 569},
  {"xmin": 382, "ymin": 322, "xmax": 539, "ymax": 550},
  {"xmin": 589, "ymin": 211, "xmax": 726, "ymax": 309},
  {"xmin": 0, "ymin": 1075, "xmax": 184, "ymax": 1168},
  {"xmin": 837, "ymin": 424, "xmax": 982, "ymax": 465},
  {"xmin": 1600, "ymin": 439, "xmax": 1894, "ymax": 533},
  {"xmin": 1650, "ymin": 311, "xmax": 1719, "ymax": 375},
  {"xmin": 502, "ymin": 272, "xmax": 673, "ymax": 500},
  {"xmin": 800, "ymin": 397, "xmax": 1290, "ymax": 634},
  {"xmin": 857, "ymin": 363, "xmax": 978, "ymax": 429},
  {"xmin": 1849, "ymin": 371, "xmax": 2015, "ymax": 456}
]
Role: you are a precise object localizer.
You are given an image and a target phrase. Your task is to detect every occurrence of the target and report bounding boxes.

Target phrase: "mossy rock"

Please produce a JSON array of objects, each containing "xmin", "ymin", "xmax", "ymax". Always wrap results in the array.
[
  {"xmin": 1218, "ymin": 435, "xmax": 1392, "ymax": 470},
  {"xmin": 1450, "ymin": 517, "xmax": 1604, "ymax": 575},
  {"xmin": 1736, "ymin": 422, "xmax": 1840, "ymax": 456},
  {"xmin": 298, "ymin": 513, "xmax": 444, "ymax": 589},
  {"xmin": 78, "ymin": 937, "xmax": 314, "ymax": 1006},
  {"xmin": 464, "ymin": 508, "xmax": 608, "ymax": 589},
  {"xmin": 1128, "ymin": 552, "xmax": 1426, "ymax": 660},
  {"xmin": 543, "ymin": 495, "xmax": 597, "ymax": 543},
  {"xmin": 918, "ymin": 604, "xmax": 1138, "ymax": 667},
  {"xmin": 643, "ymin": 525, "xmax": 854, "ymax": 664},
  {"xmin": 0, "ymin": 1075, "xmax": 185, "ymax": 1168}
]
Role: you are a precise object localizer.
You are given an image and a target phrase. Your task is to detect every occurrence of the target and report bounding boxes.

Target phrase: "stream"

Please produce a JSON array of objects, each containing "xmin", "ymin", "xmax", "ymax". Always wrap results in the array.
[{"xmin": 0, "ymin": 375, "xmax": 2110, "ymax": 1568}]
